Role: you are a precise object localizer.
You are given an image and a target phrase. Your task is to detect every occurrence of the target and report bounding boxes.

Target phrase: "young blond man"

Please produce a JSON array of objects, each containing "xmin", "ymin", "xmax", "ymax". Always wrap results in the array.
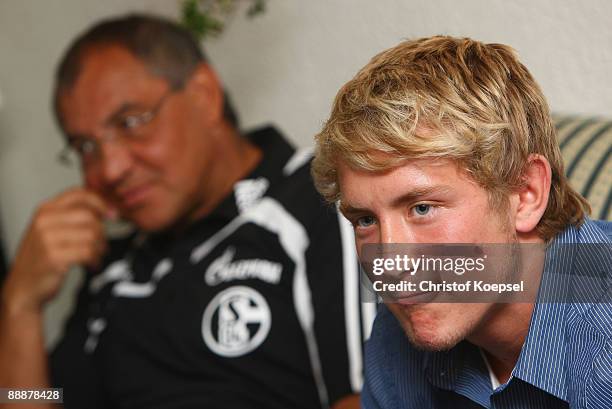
[{"xmin": 312, "ymin": 36, "xmax": 611, "ymax": 409}]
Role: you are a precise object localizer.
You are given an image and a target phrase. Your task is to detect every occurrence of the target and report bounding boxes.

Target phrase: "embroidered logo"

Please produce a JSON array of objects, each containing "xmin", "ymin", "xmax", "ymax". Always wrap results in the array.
[{"xmin": 202, "ymin": 286, "xmax": 271, "ymax": 357}]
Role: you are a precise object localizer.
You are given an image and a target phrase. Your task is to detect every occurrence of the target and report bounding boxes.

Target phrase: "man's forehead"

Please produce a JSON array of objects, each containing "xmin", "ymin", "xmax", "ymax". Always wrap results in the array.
[
  {"xmin": 58, "ymin": 45, "xmax": 168, "ymax": 132},
  {"xmin": 70, "ymin": 45, "xmax": 157, "ymax": 93}
]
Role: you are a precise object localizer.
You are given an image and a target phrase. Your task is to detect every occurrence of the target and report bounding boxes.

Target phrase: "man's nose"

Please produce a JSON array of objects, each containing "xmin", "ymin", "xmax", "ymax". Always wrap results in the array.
[
  {"xmin": 97, "ymin": 138, "xmax": 133, "ymax": 185},
  {"xmin": 379, "ymin": 218, "xmax": 413, "ymax": 244}
]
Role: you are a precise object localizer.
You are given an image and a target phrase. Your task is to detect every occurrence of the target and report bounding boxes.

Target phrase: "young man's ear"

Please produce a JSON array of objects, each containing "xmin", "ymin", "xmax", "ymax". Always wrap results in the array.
[
  {"xmin": 185, "ymin": 63, "xmax": 224, "ymax": 124},
  {"xmin": 513, "ymin": 154, "xmax": 552, "ymax": 235}
]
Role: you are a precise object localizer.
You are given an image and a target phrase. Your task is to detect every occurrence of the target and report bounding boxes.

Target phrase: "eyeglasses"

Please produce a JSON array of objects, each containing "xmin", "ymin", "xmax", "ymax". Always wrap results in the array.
[{"xmin": 58, "ymin": 90, "xmax": 173, "ymax": 167}]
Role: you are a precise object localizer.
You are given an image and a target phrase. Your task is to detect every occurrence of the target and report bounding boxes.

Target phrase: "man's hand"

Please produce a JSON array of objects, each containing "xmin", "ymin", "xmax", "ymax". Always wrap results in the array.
[
  {"xmin": 1, "ymin": 188, "xmax": 114, "ymax": 314},
  {"xmin": 332, "ymin": 394, "xmax": 361, "ymax": 409}
]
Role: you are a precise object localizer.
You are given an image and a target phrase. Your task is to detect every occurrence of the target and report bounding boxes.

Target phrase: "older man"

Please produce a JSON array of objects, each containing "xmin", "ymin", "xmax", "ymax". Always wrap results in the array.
[
  {"xmin": 312, "ymin": 36, "xmax": 611, "ymax": 408},
  {"xmin": 0, "ymin": 14, "xmax": 372, "ymax": 409}
]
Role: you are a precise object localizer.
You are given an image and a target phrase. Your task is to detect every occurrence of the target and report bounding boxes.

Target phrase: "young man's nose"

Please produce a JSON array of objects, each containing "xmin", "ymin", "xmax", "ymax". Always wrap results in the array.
[
  {"xmin": 380, "ymin": 219, "xmax": 400, "ymax": 244},
  {"xmin": 379, "ymin": 218, "xmax": 416, "ymax": 244}
]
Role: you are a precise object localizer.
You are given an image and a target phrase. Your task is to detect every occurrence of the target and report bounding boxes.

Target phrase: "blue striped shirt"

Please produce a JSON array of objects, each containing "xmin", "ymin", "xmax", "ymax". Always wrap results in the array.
[{"xmin": 362, "ymin": 219, "xmax": 612, "ymax": 409}]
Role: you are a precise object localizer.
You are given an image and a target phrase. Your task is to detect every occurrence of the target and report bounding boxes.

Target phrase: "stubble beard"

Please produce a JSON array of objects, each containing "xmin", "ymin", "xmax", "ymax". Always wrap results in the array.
[{"xmin": 396, "ymin": 302, "xmax": 490, "ymax": 351}]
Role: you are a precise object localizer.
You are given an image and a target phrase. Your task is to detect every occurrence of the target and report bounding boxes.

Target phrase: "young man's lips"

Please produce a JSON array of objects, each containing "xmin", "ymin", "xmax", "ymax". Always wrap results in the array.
[
  {"xmin": 394, "ymin": 291, "xmax": 436, "ymax": 305},
  {"xmin": 118, "ymin": 184, "xmax": 154, "ymax": 208}
]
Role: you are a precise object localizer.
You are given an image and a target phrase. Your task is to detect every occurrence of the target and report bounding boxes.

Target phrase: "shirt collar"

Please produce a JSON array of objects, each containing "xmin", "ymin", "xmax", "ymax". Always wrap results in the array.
[
  {"xmin": 245, "ymin": 125, "xmax": 295, "ymax": 185},
  {"xmin": 423, "ymin": 342, "xmax": 493, "ymax": 408}
]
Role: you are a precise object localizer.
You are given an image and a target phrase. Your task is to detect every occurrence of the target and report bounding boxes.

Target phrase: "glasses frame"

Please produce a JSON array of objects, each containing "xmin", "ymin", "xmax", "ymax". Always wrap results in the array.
[{"xmin": 57, "ymin": 90, "xmax": 174, "ymax": 167}]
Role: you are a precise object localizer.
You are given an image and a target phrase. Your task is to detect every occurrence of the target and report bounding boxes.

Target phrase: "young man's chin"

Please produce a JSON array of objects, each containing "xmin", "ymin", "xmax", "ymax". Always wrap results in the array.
[
  {"xmin": 389, "ymin": 303, "xmax": 470, "ymax": 352},
  {"xmin": 403, "ymin": 325, "xmax": 464, "ymax": 352}
]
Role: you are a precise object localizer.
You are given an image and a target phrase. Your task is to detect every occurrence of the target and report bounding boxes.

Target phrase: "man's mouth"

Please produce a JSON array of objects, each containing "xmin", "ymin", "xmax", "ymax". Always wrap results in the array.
[
  {"xmin": 394, "ymin": 290, "xmax": 436, "ymax": 305},
  {"xmin": 117, "ymin": 183, "xmax": 154, "ymax": 208},
  {"xmin": 386, "ymin": 271, "xmax": 440, "ymax": 305}
]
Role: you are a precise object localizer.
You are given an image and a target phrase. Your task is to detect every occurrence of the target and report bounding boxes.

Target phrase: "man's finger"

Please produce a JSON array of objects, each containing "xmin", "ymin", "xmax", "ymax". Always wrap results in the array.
[
  {"xmin": 40, "ymin": 208, "xmax": 107, "ymax": 231},
  {"xmin": 52, "ymin": 188, "xmax": 114, "ymax": 219},
  {"xmin": 48, "ymin": 235, "xmax": 108, "ymax": 270},
  {"xmin": 49, "ymin": 226, "xmax": 107, "ymax": 251}
]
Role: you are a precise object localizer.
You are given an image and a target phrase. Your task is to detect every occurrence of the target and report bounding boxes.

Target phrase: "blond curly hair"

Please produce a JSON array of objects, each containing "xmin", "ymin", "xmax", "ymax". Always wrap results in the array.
[{"xmin": 312, "ymin": 36, "xmax": 589, "ymax": 240}]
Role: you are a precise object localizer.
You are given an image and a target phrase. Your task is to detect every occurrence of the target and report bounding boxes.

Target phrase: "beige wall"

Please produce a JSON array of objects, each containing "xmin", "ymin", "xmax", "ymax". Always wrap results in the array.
[{"xmin": 1, "ymin": 0, "xmax": 611, "ymax": 345}]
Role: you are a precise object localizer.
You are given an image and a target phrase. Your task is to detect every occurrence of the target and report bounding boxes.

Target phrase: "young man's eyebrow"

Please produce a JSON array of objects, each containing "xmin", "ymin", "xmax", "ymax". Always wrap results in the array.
[
  {"xmin": 340, "ymin": 185, "xmax": 454, "ymax": 214},
  {"xmin": 339, "ymin": 185, "xmax": 454, "ymax": 217},
  {"xmin": 389, "ymin": 185, "xmax": 453, "ymax": 207},
  {"xmin": 338, "ymin": 202, "xmax": 368, "ymax": 218}
]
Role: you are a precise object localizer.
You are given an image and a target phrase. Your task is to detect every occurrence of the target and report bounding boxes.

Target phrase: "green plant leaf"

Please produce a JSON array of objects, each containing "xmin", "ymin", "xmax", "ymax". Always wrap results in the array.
[{"xmin": 181, "ymin": 0, "xmax": 267, "ymax": 40}]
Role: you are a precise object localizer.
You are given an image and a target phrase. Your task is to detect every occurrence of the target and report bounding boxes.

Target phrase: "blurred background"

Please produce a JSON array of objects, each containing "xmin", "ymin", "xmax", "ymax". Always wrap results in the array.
[{"xmin": 0, "ymin": 0, "xmax": 611, "ymax": 346}]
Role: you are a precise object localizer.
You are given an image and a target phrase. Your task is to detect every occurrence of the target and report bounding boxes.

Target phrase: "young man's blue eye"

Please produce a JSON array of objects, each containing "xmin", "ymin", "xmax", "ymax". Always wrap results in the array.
[
  {"xmin": 414, "ymin": 204, "xmax": 431, "ymax": 216},
  {"xmin": 356, "ymin": 216, "xmax": 376, "ymax": 228}
]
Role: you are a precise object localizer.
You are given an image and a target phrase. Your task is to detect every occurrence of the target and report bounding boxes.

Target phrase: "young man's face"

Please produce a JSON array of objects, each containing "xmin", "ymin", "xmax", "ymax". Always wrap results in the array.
[
  {"xmin": 58, "ymin": 46, "xmax": 221, "ymax": 232},
  {"xmin": 338, "ymin": 157, "xmax": 517, "ymax": 350}
]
